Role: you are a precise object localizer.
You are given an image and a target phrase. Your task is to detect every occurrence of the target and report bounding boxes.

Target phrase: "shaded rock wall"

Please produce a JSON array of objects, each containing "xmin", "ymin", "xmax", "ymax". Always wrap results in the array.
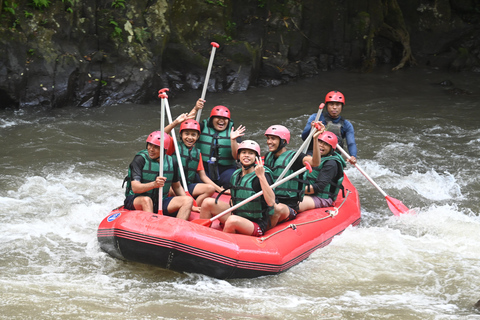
[{"xmin": 0, "ymin": 0, "xmax": 478, "ymax": 109}]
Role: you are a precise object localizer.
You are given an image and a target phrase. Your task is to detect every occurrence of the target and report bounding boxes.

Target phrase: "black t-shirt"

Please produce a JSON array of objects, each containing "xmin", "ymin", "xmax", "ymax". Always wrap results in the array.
[{"xmin": 311, "ymin": 159, "xmax": 338, "ymax": 194}]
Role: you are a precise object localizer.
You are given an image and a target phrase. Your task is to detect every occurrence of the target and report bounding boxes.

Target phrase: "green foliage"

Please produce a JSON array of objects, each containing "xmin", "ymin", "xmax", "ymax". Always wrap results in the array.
[
  {"xmin": 111, "ymin": 0, "xmax": 125, "ymax": 9},
  {"xmin": 24, "ymin": 10, "xmax": 33, "ymax": 18},
  {"xmin": 3, "ymin": 1, "xmax": 18, "ymax": 15},
  {"xmin": 11, "ymin": 18, "xmax": 20, "ymax": 29},
  {"xmin": 224, "ymin": 20, "xmax": 236, "ymax": 42},
  {"xmin": 204, "ymin": 0, "xmax": 226, "ymax": 7},
  {"xmin": 28, "ymin": 48, "xmax": 35, "ymax": 55},
  {"xmin": 134, "ymin": 27, "xmax": 151, "ymax": 45},
  {"xmin": 226, "ymin": 20, "xmax": 236, "ymax": 32},
  {"xmin": 257, "ymin": 0, "xmax": 266, "ymax": 8},
  {"xmin": 62, "ymin": 0, "xmax": 74, "ymax": 13},
  {"xmin": 109, "ymin": 19, "xmax": 123, "ymax": 42},
  {"xmin": 29, "ymin": 0, "xmax": 50, "ymax": 9},
  {"xmin": 457, "ymin": 47, "xmax": 469, "ymax": 56}
]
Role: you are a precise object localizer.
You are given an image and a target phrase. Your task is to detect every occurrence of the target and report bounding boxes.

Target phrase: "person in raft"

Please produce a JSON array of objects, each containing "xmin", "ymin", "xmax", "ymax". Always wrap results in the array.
[
  {"xmin": 123, "ymin": 131, "xmax": 193, "ymax": 220},
  {"xmin": 301, "ymin": 90, "xmax": 357, "ymax": 164},
  {"xmin": 199, "ymin": 140, "xmax": 275, "ymax": 236},
  {"xmin": 301, "ymin": 131, "xmax": 347, "ymax": 211},
  {"xmin": 194, "ymin": 105, "xmax": 244, "ymax": 188},
  {"xmin": 263, "ymin": 122, "xmax": 323, "ymax": 228},
  {"xmin": 164, "ymin": 114, "xmax": 225, "ymax": 206}
]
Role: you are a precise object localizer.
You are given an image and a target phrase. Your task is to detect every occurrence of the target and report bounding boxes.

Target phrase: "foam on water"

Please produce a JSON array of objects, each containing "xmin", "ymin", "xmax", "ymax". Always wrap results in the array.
[
  {"xmin": 344, "ymin": 158, "xmax": 466, "ymax": 201},
  {"xmin": 291, "ymin": 204, "xmax": 480, "ymax": 316},
  {"xmin": 0, "ymin": 118, "xmax": 23, "ymax": 128},
  {"xmin": 0, "ymin": 169, "xmax": 124, "ymax": 277},
  {"xmin": 405, "ymin": 170, "xmax": 462, "ymax": 201}
]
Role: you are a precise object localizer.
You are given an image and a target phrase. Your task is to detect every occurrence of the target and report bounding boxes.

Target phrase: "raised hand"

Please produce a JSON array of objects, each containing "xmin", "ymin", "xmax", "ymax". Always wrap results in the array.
[
  {"xmin": 187, "ymin": 98, "xmax": 205, "ymax": 118},
  {"xmin": 174, "ymin": 113, "xmax": 190, "ymax": 125},
  {"xmin": 230, "ymin": 124, "xmax": 246, "ymax": 141},
  {"xmin": 254, "ymin": 157, "xmax": 265, "ymax": 177},
  {"xmin": 194, "ymin": 98, "xmax": 205, "ymax": 111},
  {"xmin": 312, "ymin": 121, "xmax": 325, "ymax": 138}
]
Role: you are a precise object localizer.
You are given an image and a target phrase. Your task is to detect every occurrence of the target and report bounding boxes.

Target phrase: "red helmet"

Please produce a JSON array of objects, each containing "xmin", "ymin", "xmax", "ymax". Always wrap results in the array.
[
  {"xmin": 325, "ymin": 91, "xmax": 345, "ymax": 105},
  {"xmin": 180, "ymin": 119, "xmax": 201, "ymax": 134},
  {"xmin": 210, "ymin": 105, "xmax": 231, "ymax": 119},
  {"xmin": 318, "ymin": 131, "xmax": 338, "ymax": 149},
  {"xmin": 166, "ymin": 136, "xmax": 175, "ymax": 155},
  {"xmin": 264, "ymin": 125, "xmax": 290, "ymax": 144},
  {"xmin": 146, "ymin": 131, "xmax": 173, "ymax": 153},
  {"xmin": 237, "ymin": 140, "xmax": 261, "ymax": 159}
]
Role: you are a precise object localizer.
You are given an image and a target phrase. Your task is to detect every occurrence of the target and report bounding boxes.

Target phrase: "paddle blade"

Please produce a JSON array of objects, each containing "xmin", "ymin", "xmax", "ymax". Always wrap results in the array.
[
  {"xmin": 185, "ymin": 192, "xmax": 198, "ymax": 207},
  {"xmin": 191, "ymin": 219, "xmax": 212, "ymax": 227},
  {"xmin": 385, "ymin": 196, "xmax": 410, "ymax": 216}
]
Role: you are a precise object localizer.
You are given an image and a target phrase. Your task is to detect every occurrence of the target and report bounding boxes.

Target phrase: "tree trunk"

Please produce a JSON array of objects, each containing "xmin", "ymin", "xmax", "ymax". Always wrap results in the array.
[{"xmin": 379, "ymin": 0, "xmax": 416, "ymax": 70}]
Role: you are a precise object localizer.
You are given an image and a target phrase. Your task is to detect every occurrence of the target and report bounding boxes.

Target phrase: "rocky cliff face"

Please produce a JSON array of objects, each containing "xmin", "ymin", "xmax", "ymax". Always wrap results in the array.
[{"xmin": 0, "ymin": 0, "xmax": 479, "ymax": 109}]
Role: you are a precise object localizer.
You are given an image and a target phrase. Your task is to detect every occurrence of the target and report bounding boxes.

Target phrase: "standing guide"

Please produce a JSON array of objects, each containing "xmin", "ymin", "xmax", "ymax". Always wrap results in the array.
[{"xmin": 301, "ymin": 91, "xmax": 357, "ymax": 164}]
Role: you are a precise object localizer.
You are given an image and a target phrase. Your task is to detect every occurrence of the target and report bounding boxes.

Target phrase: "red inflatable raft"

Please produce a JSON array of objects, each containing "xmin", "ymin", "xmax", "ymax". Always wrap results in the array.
[{"xmin": 97, "ymin": 174, "xmax": 361, "ymax": 279}]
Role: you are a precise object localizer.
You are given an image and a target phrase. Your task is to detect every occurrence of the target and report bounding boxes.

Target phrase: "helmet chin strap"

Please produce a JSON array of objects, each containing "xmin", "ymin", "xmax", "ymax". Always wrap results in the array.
[
  {"xmin": 241, "ymin": 161, "xmax": 256, "ymax": 170},
  {"xmin": 274, "ymin": 139, "xmax": 288, "ymax": 155}
]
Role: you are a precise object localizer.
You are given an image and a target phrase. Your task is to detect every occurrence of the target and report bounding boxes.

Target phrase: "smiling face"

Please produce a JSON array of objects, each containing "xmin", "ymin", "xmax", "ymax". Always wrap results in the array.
[
  {"xmin": 147, "ymin": 142, "xmax": 160, "ymax": 160},
  {"xmin": 238, "ymin": 149, "xmax": 257, "ymax": 166},
  {"xmin": 211, "ymin": 116, "xmax": 229, "ymax": 132},
  {"xmin": 266, "ymin": 135, "xmax": 281, "ymax": 152},
  {"xmin": 317, "ymin": 140, "xmax": 332, "ymax": 156},
  {"xmin": 326, "ymin": 102, "xmax": 343, "ymax": 118},
  {"xmin": 181, "ymin": 129, "xmax": 199, "ymax": 148}
]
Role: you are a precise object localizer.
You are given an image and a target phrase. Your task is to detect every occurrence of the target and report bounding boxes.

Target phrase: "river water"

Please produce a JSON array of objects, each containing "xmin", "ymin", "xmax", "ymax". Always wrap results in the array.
[{"xmin": 1, "ymin": 67, "xmax": 480, "ymax": 319}]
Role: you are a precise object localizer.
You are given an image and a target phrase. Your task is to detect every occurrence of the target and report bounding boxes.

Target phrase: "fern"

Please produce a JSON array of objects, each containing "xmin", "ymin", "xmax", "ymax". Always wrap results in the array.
[{"xmin": 29, "ymin": 0, "xmax": 51, "ymax": 9}]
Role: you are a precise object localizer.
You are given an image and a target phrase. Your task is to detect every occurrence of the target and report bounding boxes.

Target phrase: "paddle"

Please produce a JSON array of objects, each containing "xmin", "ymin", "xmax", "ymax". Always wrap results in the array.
[
  {"xmin": 158, "ymin": 88, "xmax": 189, "ymax": 192},
  {"xmin": 192, "ymin": 162, "xmax": 313, "ymax": 227},
  {"xmin": 196, "ymin": 42, "xmax": 220, "ymax": 122},
  {"xmin": 336, "ymin": 145, "xmax": 410, "ymax": 216},
  {"xmin": 158, "ymin": 92, "xmax": 166, "ymax": 215},
  {"xmin": 301, "ymin": 103, "xmax": 324, "ymax": 153}
]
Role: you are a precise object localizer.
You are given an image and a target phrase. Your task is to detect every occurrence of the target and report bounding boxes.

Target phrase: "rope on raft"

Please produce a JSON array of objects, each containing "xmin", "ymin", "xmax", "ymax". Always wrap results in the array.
[{"xmin": 258, "ymin": 190, "xmax": 351, "ymax": 242}]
